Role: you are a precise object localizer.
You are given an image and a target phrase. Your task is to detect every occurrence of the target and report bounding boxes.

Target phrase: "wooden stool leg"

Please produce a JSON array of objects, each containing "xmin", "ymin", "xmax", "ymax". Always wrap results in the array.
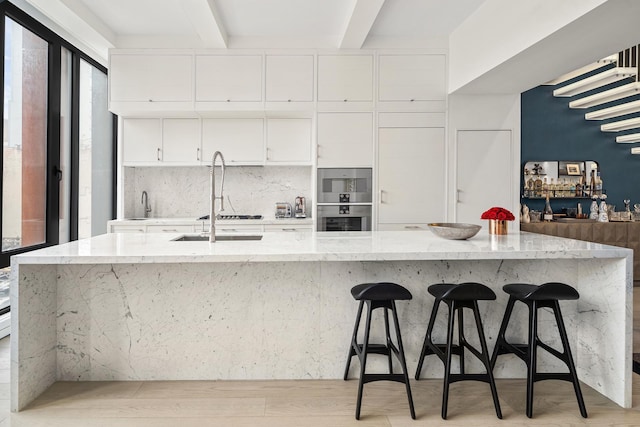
[
  {"xmin": 355, "ymin": 302, "xmax": 373, "ymax": 420},
  {"xmin": 472, "ymin": 301, "xmax": 503, "ymax": 419},
  {"xmin": 552, "ymin": 301, "xmax": 588, "ymax": 418},
  {"xmin": 391, "ymin": 301, "xmax": 416, "ymax": 420},
  {"xmin": 441, "ymin": 302, "xmax": 456, "ymax": 420},
  {"xmin": 344, "ymin": 300, "xmax": 364, "ymax": 380},
  {"xmin": 526, "ymin": 301, "xmax": 538, "ymax": 419},
  {"xmin": 415, "ymin": 298, "xmax": 440, "ymax": 380}
]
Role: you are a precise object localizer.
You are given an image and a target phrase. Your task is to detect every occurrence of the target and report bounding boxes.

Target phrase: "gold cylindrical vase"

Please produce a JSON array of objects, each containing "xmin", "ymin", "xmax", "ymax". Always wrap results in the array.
[{"xmin": 489, "ymin": 219, "xmax": 508, "ymax": 235}]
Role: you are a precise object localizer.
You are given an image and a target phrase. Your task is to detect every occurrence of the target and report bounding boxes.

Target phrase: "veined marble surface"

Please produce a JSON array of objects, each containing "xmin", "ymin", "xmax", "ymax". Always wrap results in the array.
[
  {"xmin": 108, "ymin": 217, "xmax": 313, "ymax": 226},
  {"xmin": 11, "ymin": 230, "xmax": 632, "ymax": 265},
  {"xmin": 10, "ymin": 230, "xmax": 633, "ymax": 412}
]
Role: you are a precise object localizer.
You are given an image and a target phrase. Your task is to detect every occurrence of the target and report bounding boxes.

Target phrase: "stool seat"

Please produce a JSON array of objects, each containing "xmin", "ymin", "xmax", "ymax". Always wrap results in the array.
[
  {"xmin": 415, "ymin": 282, "xmax": 502, "ymax": 419},
  {"xmin": 344, "ymin": 282, "xmax": 415, "ymax": 420},
  {"xmin": 503, "ymin": 282, "xmax": 579, "ymax": 301},
  {"xmin": 491, "ymin": 282, "xmax": 587, "ymax": 418},
  {"xmin": 351, "ymin": 282, "xmax": 413, "ymax": 301},
  {"xmin": 429, "ymin": 282, "xmax": 497, "ymax": 301}
]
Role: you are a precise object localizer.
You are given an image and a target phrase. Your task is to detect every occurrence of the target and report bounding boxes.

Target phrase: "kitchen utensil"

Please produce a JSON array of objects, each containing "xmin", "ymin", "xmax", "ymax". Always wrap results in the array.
[
  {"xmin": 275, "ymin": 202, "xmax": 292, "ymax": 218},
  {"xmin": 294, "ymin": 196, "xmax": 306, "ymax": 218}
]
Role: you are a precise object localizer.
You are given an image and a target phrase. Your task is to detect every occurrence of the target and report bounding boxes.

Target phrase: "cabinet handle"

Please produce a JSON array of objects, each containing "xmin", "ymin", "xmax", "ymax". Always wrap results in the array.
[
  {"xmin": 380, "ymin": 189, "xmax": 385, "ymax": 204},
  {"xmin": 456, "ymin": 189, "xmax": 461, "ymax": 203},
  {"xmin": 226, "ymin": 99, "xmax": 231, "ymax": 102},
  {"xmin": 287, "ymin": 99, "xmax": 291, "ymax": 102},
  {"xmin": 405, "ymin": 225, "xmax": 421, "ymax": 229},
  {"xmin": 266, "ymin": 147, "xmax": 270, "ymax": 160},
  {"xmin": 148, "ymin": 99, "xmax": 153, "ymax": 102},
  {"xmin": 317, "ymin": 144, "xmax": 320, "ymax": 158},
  {"xmin": 410, "ymin": 99, "xmax": 415, "ymax": 102},
  {"xmin": 162, "ymin": 229, "xmax": 178, "ymax": 232},
  {"xmin": 343, "ymin": 99, "xmax": 348, "ymax": 102},
  {"xmin": 197, "ymin": 147, "xmax": 200, "ymax": 161},
  {"xmin": 157, "ymin": 148, "xmax": 161, "ymax": 161},
  {"xmin": 282, "ymin": 228, "xmax": 297, "ymax": 231}
]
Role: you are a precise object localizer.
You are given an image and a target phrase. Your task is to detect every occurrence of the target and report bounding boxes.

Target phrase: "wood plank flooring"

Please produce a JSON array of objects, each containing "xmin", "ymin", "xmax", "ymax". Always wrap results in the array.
[
  {"xmin": 0, "ymin": 334, "xmax": 639, "ymax": 426},
  {"xmin": 0, "ymin": 288, "xmax": 639, "ymax": 426}
]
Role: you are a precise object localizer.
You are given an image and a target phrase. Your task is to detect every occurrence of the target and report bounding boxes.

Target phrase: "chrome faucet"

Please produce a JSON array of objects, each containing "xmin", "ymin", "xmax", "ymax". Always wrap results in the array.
[
  {"xmin": 209, "ymin": 151, "xmax": 226, "ymax": 242},
  {"xmin": 141, "ymin": 191, "xmax": 151, "ymax": 218}
]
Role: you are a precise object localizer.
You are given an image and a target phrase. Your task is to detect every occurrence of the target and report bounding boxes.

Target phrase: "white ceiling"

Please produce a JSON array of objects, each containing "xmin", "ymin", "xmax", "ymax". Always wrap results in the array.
[{"xmin": 23, "ymin": 0, "xmax": 486, "ymax": 55}]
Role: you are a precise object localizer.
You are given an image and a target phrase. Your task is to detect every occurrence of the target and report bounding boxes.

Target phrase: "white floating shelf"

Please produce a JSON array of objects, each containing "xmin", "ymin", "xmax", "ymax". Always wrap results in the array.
[
  {"xmin": 601, "ymin": 116, "xmax": 640, "ymax": 132},
  {"xmin": 585, "ymin": 99, "xmax": 640, "ymax": 120},
  {"xmin": 544, "ymin": 55, "xmax": 617, "ymax": 85},
  {"xmin": 631, "ymin": 147, "xmax": 640, "ymax": 154},
  {"xmin": 553, "ymin": 67, "xmax": 636, "ymax": 97},
  {"xmin": 616, "ymin": 133, "xmax": 640, "ymax": 143},
  {"xmin": 569, "ymin": 82, "xmax": 640, "ymax": 109}
]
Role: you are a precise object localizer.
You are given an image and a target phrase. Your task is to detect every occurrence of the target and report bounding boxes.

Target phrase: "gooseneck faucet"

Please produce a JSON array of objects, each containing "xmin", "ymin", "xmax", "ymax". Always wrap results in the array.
[
  {"xmin": 209, "ymin": 151, "xmax": 226, "ymax": 242},
  {"xmin": 141, "ymin": 191, "xmax": 151, "ymax": 218}
]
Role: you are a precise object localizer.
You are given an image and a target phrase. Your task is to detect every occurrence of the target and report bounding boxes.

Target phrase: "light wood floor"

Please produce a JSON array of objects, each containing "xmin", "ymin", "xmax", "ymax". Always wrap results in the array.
[{"xmin": 0, "ymin": 335, "xmax": 639, "ymax": 426}]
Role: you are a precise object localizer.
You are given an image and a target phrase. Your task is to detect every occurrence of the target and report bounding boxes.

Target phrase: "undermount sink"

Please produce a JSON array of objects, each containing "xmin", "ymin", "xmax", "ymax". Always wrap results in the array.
[{"xmin": 171, "ymin": 234, "xmax": 263, "ymax": 241}]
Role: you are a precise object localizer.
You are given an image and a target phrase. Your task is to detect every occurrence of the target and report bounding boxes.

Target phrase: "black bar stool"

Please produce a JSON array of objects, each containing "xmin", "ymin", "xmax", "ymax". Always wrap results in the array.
[
  {"xmin": 415, "ymin": 282, "xmax": 502, "ymax": 419},
  {"xmin": 490, "ymin": 282, "xmax": 588, "ymax": 418},
  {"xmin": 344, "ymin": 282, "xmax": 415, "ymax": 420}
]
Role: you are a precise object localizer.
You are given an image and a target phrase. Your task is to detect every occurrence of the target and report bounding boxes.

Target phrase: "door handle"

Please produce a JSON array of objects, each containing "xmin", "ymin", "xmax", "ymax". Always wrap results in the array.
[
  {"xmin": 456, "ymin": 189, "xmax": 461, "ymax": 203},
  {"xmin": 379, "ymin": 189, "xmax": 384, "ymax": 204}
]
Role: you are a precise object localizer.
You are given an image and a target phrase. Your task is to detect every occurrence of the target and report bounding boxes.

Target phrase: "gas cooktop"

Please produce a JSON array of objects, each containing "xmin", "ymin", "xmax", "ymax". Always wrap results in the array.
[{"xmin": 197, "ymin": 214, "xmax": 263, "ymax": 220}]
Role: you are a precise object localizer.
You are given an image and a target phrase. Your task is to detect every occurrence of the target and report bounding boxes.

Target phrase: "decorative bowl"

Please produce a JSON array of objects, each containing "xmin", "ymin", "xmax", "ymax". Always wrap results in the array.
[{"xmin": 428, "ymin": 223, "xmax": 481, "ymax": 240}]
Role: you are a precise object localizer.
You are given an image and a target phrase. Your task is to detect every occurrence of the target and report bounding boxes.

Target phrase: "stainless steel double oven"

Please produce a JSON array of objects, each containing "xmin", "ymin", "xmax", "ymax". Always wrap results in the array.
[{"xmin": 317, "ymin": 168, "xmax": 372, "ymax": 232}]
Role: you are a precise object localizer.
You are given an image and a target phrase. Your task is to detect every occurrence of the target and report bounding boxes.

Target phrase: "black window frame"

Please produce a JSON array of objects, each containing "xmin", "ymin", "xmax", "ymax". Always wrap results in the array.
[{"xmin": 0, "ymin": 1, "xmax": 117, "ymax": 267}]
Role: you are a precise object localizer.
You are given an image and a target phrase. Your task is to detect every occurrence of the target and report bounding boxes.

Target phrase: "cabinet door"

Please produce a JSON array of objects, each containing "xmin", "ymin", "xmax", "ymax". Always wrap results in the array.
[
  {"xmin": 378, "ymin": 55, "xmax": 446, "ymax": 101},
  {"xmin": 195, "ymin": 55, "xmax": 262, "ymax": 102},
  {"xmin": 378, "ymin": 127, "xmax": 446, "ymax": 224},
  {"xmin": 162, "ymin": 119, "xmax": 201, "ymax": 164},
  {"xmin": 266, "ymin": 118, "xmax": 312, "ymax": 164},
  {"xmin": 110, "ymin": 54, "xmax": 192, "ymax": 102},
  {"xmin": 265, "ymin": 55, "xmax": 314, "ymax": 102},
  {"xmin": 317, "ymin": 113, "xmax": 373, "ymax": 167},
  {"xmin": 201, "ymin": 118, "xmax": 264, "ymax": 165},
  {"xmin": 317, "ymin": 55, "xmax": 373, "ymax": 102},
  {"xmin": 123, "ymin": 119, "xmax": 162, "ymax": 164}
]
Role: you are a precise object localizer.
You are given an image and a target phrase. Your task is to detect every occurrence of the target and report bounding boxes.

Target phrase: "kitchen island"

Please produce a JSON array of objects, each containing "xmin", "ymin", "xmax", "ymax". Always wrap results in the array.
[{"xmin": 10, "ymin": 230, "xmax": 633, "ymax": 411}]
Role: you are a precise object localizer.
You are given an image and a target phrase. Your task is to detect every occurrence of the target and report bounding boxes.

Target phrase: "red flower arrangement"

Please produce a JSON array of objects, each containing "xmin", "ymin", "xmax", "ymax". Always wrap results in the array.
[{"xmin": 481, "ymin": 207, "xmax": 515, "ymax": 221}]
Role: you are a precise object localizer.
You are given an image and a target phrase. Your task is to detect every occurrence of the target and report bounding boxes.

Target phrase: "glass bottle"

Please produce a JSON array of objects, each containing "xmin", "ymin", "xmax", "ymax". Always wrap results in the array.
[
  {"xmin": 598, "ymin": 197, "xmax": 609, "ymax": 222},
  {"xmin": 543, "ymin": 193, "xmax": 553, "ymax": 222},
  {"xmin": 575, "ymin": 179, "xmax": 582, "ymax": 198},
  {"xmin": 589, "ymin": 196, "xmax": 599, "ymax": 220},
  {"xmin": 569, "ymin": 180, "xmax": 576, "ymax": 197},
  {"xmin": 534, "ymin": 175, "xmax": 543, "ymax": 197}
]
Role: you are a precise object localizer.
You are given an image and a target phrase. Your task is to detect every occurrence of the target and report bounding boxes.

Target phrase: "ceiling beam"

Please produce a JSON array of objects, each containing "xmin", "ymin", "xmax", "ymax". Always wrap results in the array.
[
  {"xmin": 339, "ymin": 0, "xmax": 385, "ymax": 49},
  {"xmin": 180, "ymin": 0, "xmax": 228, "ymax": 48}
]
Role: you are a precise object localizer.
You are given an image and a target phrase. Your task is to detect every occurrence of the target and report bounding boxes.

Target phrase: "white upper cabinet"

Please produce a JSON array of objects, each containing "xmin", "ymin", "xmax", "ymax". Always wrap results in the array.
[
  {"xmin": 162, "ymin": 119, "xmax": 201, "ymax": 165},
  {"xmin": 201, "ymin": 118, "xmax": 264, "ymax": 165},
  {"xmin": 123, "ymin": 119, "xmax": 162, "ymax": 165},
  {"xmin": 317, "ymin": 55, "xmax": 373, "ymax": 110},
  {"xmin": 317, "ymin": 113, "xmax": 373, "ymax": 167},
  {"xmin": 377, "ymin": 54, "xmax": 446, "ymax": 112},
  {"xmin": 109, "ymin": 53, "xmax": 193, "ymax": 114},
  {"xmin": 265, "ymin": 55, "xmax": 314, "ymax": 104},
  {"xmin": 195, "ymin": 55, "xmax": 263, "ymax": 109},
  {"xmin": 266, "ymin": 118, "xmax": 312, "ymax": 164}
]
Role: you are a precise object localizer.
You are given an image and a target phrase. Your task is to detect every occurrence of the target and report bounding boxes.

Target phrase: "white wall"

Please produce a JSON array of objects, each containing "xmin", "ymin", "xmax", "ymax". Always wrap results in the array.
[{"xmin": 447, "ymin": 94, "xmax": 521, "ymax": 223}]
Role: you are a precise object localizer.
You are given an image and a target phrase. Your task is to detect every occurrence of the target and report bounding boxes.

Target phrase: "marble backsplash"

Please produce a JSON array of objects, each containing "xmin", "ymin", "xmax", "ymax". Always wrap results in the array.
[{"xmin": 123, "ymin": 166, "xmax": 313, "ymax": 219}]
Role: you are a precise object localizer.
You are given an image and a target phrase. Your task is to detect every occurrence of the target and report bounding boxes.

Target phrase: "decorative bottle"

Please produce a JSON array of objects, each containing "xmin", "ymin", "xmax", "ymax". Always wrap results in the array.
[
  {"xmin": 543, "ymin": 193, "xmax": 553, "ymax": 222},
  {"xmin": 589, "ymin": 196, "xmax": 599, "ymax": 220},
  {"xmin": 597, "ymin": 195, "xmax": 609, "ymax": 222},
  {"xmin": 575, "ymin": 179, "xmax": 582, "ymax": 198}
]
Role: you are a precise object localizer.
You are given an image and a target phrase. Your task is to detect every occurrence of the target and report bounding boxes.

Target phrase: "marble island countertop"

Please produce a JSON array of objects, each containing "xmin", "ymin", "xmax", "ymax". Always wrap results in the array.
[{"xmin": 12, "ymin": 230, "xmax": 632, "ymax": 265}]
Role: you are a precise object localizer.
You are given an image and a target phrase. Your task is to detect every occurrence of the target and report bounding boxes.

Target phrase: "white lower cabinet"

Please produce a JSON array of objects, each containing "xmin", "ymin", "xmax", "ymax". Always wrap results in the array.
[
  {"xmin": 378, "ymin": 127, "xmax": 446, "ymax": 227},
  {"xmin": 264, "ymin": 224, "xmax": 313, "ymax": 232}
]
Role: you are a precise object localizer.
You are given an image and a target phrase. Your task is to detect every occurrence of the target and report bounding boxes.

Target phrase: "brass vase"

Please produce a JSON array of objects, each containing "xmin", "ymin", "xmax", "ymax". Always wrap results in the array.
[{"xmin": 489, "ymin": 219, "xmax": 508, "ymax": 235}]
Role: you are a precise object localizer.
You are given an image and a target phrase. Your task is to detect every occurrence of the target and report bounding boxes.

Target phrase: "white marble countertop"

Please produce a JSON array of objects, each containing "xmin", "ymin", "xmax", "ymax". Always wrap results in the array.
[
  {"xmin": 108, "ymin": 217, "xmax": 313, "ymax": 226},
  {"xmin": 12, "ymin": 230, "xmax": 632, "ymax": 265}
]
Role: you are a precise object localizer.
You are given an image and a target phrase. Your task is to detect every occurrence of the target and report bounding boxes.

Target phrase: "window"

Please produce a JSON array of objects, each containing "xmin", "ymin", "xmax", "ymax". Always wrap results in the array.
[{"xmin": 0, "ymin": 3, "xmax": 116, "ymax": 267}]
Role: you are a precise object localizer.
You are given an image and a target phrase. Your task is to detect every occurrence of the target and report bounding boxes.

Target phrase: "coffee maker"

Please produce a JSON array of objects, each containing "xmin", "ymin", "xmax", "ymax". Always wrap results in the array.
[{"xmin": 294, "ymin": 196, "xmax": 306, "ymax": 218}]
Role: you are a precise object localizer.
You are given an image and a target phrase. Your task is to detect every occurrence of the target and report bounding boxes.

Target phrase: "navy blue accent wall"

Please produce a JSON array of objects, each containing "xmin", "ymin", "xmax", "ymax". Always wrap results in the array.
[{"xmin": 521, "ymin": 81, "xmax": 640, "ymax": 214}]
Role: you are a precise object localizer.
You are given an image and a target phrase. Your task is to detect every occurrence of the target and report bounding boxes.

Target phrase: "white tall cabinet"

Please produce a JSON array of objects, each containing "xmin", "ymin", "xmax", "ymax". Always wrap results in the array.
[{"xmin": 377, "ymin": 115, "xmax": 446, "ymax": 230}]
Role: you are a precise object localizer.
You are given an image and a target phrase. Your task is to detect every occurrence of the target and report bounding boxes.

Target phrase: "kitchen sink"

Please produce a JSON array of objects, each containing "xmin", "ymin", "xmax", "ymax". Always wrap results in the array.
[{"xmin": 171, "ymin": 234, "xmax": 263, "ymax": 241}]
